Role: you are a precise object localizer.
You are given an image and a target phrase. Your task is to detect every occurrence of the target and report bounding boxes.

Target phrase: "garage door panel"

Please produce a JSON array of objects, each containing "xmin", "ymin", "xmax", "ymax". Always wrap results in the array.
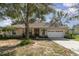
[{"xmin": 47, "ymin": 32, "xmax": 65, "ymax": 37}]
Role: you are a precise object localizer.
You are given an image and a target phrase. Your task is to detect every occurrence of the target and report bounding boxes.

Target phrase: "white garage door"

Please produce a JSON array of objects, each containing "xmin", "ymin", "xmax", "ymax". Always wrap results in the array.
[{"xmin": 47, "ymin": 32, "xmax": 65, "ymax": 37}]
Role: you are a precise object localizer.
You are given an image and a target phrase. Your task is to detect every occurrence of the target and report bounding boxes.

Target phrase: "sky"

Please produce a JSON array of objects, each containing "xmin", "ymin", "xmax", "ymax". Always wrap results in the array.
[
  {"xmin": 0, "ymin": 18, "xmax": 12, "ymax": 27},
  {"xmin": 0, "ymin": 3, "xmax": 79, "ymax": 28},
  {"xmin": 46, "ymin": 3, "xmax": 79, "ymax": 28}
]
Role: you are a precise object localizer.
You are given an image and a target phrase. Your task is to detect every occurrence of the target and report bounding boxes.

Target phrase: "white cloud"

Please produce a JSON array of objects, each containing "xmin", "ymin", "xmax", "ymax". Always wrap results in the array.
[
  {"xmin": 68, "ymin": 8, "xmax": 78, "ymax": 13},
  {"xmin": 0, "ymin": 18, "xmax": 12, "ymax": 27},
  {"xmin": 63, "ymin": 3, "xmax": 78, "ymax": 7}
]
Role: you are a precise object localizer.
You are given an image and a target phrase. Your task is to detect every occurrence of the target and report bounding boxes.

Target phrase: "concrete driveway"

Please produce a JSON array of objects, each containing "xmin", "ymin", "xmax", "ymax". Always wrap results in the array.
[{"xmin": 53, "ymin": 38, "xmax": 79, "ymax": 55}]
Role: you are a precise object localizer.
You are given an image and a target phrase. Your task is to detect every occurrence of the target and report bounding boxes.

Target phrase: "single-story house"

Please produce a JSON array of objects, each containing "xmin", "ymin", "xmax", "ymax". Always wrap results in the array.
[
  {"xmin": 8, "ymin": 19, "xmax": 68, "ymax": 38},
  {"xmin": 0, "ymin": 18, "xmax": 68, "ymax": 38}
]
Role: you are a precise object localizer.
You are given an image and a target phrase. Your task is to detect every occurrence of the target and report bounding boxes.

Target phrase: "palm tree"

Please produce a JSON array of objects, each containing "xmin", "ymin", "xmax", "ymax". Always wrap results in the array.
[
  {"xmin": 50, "ymin": 10, "xmax": 68, "ymax": 27},
  {"xmin": 68, "ymin": 4, "xmax": 79, "ymax": 20}
]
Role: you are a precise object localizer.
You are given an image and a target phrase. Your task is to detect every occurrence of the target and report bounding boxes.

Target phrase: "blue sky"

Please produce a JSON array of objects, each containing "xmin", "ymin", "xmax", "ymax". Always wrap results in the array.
[
  {"xmin": 0, "ymin": 3, "xmax": 79, "ymax": 28},
  {"xmin": 53, "ymin": 3, "xmax": 68, "ymax": 10}
]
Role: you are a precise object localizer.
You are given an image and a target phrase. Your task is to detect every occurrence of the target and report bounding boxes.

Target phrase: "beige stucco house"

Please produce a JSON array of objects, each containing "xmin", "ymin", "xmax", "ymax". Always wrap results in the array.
[{"xmin": 9, "ymin": 19, "xmax": 68, "ymax": 38}]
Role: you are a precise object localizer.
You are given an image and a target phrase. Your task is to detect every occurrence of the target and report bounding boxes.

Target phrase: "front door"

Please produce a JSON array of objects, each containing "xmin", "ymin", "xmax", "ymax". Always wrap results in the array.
[{"xmin": 34, "ymin": 28, "xmax": 39, "ymax": 37}]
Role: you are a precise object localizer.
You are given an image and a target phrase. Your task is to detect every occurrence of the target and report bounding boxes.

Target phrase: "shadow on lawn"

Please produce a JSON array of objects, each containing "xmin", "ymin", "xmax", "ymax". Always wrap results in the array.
[
  {"xmin": 0, "ymin": 45, "xmax": 19, "ymax": 52},
  {"xmin": 0, "ymin": 44, "xmax": 20, "ymax": 56}
]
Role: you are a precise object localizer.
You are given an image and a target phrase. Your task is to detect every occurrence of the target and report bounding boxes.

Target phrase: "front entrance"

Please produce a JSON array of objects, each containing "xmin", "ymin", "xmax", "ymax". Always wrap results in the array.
[{"xmin": 34, "ymin": 28, "xmax": 39, "ymax": 37}]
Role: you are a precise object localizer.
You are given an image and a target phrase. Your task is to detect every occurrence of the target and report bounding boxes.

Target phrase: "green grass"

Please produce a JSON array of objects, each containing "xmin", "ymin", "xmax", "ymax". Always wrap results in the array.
[{"xmin": 74, "ymin": 35, "xmax": 79, "ymax": 41}]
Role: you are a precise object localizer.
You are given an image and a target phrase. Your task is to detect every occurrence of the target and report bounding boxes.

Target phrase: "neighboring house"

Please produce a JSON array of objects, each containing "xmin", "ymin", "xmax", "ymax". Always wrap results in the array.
[{"xmin": 10, "ymin": 18, "xmax": 68, "ymax": 38}]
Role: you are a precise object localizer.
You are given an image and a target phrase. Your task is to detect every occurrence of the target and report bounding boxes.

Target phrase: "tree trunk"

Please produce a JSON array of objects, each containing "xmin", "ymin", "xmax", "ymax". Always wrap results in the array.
[{"xmin": 24, "ymin": 4, "xmax": 29, "ymax": 39}]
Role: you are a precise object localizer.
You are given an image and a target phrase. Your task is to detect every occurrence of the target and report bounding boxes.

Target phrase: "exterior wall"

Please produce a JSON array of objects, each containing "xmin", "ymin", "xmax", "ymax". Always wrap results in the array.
[
  {"xmin": 0, "ymin": 26, "xmax": 68, "ymax": 38},
  {"xmin": 32, "ymin": 28, "xmax": 34, "ymax": 35},
  {"xmin": 39, "ymin": 28, "xmax": 42, "ymax": 36},
  {"xmin": 15, "ymin": 28, "xmax": 24, "ymax": 36},
  {"xmin": 11, "ymin": 28, "xmax": 47, "ymax": 37},
  {"xmin": 45, "ymin": 30, "xmax": 47, "ymax": 36},
  {"xmin": 16, "ymin": 28, "xmax": 66, "ymax": 37}
]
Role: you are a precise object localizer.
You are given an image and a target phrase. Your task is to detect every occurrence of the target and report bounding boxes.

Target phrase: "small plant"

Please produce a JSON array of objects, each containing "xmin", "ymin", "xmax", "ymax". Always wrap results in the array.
[{"xmin": 19, "ymin": 39, "xmax": 32, "ymax": 46}]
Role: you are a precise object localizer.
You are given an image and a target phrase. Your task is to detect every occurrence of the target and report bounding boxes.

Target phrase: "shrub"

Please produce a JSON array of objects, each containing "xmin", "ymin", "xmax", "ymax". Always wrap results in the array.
[
  {"xmin": 0, "ymin": 35, "xmax": 23, "ymax": 39},
  {"xmin": 64, "ymin": 32, "xmax": 75, "ymax": 39},
  {"xmin": 19, "ymin": 39, "xmax": 32, "ymax": 46}
]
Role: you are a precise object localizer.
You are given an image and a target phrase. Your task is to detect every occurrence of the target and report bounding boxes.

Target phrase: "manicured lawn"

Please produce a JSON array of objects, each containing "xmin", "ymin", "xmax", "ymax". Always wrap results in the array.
[
  {"xmin": 74, "ymin": 35, "xmax": 79, "ymax": 41},
  {"xmin": 0, "ymin": 39, "xmax": 77, "ymax": 56}
]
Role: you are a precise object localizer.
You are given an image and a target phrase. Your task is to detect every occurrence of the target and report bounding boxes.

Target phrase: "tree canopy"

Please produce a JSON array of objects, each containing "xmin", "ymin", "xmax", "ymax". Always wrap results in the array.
[{"xmin": 0, "ymin": 3, "xmax": 55, "ymax": 39}]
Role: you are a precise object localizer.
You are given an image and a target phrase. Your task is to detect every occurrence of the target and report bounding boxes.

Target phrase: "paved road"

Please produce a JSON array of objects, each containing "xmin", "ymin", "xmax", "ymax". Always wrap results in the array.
[{"xmin": 53, "ymin": 39, "xmax": 79, "ymax": 55}]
